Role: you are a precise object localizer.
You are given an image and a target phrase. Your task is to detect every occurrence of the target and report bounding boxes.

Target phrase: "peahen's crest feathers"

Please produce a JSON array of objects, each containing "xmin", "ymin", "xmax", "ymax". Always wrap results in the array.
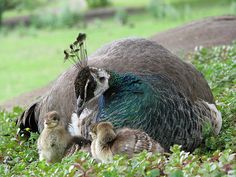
[{"xmin": 64, "ymin": 33, "xmax": 88, "ymax": 69}]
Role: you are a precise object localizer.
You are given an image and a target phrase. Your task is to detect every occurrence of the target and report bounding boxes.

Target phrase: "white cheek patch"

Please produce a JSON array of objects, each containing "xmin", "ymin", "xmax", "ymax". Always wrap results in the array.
[{"xmin": 90, "ymin": 68, "xmax": 110, "ymax": 97}]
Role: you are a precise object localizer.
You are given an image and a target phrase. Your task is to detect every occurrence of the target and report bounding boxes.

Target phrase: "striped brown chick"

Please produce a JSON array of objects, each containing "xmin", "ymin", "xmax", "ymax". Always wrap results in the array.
[{"xmin": 90, "ymin": 122, "xmax": 164, "ymax": 163}]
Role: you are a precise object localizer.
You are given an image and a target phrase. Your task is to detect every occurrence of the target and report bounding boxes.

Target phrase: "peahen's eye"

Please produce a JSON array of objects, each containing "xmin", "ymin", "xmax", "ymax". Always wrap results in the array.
[{"xmin": 99, "ymin": 77, "xmax": 106, "ymax": 83}]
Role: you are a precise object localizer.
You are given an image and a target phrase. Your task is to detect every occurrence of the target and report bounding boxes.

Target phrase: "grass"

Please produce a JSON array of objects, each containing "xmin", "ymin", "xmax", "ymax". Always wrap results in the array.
[
  {"xmin": 0, "ymin": 14, "xmax": 181, "ymax": 103},
  {"xmin": 0, "ymin": 43, "xmax": 235, "ymax": 176},
  {"xmin": 111, "ymin": 0, "xmax": 148, "ymax": 7},
  {"xmin": 0, "ymin": 0, "xmax": 235, "ymax": 103}
]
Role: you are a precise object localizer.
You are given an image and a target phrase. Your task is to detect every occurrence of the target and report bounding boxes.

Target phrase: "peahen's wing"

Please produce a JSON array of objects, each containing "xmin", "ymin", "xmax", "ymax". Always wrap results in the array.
[{"xmin": 98, "ymin": 73, "xmax": 205, "ymax": 152}]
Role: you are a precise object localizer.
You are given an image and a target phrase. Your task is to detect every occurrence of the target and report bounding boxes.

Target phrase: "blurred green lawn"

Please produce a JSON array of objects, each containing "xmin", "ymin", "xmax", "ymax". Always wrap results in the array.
[{"xmin": 0, "ymin": 0, "xmax": 234, "ymax": 103}]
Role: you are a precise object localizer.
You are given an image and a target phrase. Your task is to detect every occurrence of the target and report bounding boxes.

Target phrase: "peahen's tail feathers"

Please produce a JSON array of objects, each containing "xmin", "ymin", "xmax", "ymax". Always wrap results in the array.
[
  {"xmin": 195, "ymin": 100, "xmax": 222, "ymax": 135},
  {"xmin": 16, "ymin": 102, "xmax": 39, "ymax": 138},
  {"xmin": 203, "ymin": 101, "xmax": 222, "ymax": 135}
]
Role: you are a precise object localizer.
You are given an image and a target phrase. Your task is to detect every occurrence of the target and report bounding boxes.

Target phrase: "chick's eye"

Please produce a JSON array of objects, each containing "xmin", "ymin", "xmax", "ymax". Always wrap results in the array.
[
  {"xmin": 53, "ymin": 117, "xmax": 57, "ymax": 120},
  {"xmin": 99, "ymin": 77, "xmax": 106, "ymax": 83}
]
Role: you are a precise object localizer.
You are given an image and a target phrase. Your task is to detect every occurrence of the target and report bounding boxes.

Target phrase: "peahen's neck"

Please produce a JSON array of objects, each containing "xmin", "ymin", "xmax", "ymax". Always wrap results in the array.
[
  {"xmin": 107, "ymin": 71, "xmax": 123, "ymax": 88},
  {"xmin": 107, "ymin": 70, "xmax": 141, "ymax": 90}
]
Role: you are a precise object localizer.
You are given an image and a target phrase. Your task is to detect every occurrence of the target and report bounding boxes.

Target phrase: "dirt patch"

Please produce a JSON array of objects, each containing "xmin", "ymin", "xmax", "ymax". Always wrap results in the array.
[
  {"xmin": 150, "ymin": 15, "xmax": 236, "ymax": 56},
  {"xmin": 0, "ymin": 84, "xmax": 52, "ymax": 111},
  {"xmin": 1, "ymin": 15, "xmax": 236, "ymax": 111}
]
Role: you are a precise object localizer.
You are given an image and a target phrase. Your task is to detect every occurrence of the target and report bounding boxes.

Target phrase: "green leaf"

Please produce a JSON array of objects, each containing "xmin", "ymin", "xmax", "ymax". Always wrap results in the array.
[
  {"xmin": 146, "ymin": 169, "xmax": 160, "ymax": 177},
  {"xmin": 170, "ymin": 169, "xmax": 184, "ymax": 177}
]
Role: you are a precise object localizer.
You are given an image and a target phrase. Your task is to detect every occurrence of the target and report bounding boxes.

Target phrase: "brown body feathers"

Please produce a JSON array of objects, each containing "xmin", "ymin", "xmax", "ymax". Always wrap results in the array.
[{"xmin": 90, "ymin": 122, "xmax": 164, "ymax": 163}]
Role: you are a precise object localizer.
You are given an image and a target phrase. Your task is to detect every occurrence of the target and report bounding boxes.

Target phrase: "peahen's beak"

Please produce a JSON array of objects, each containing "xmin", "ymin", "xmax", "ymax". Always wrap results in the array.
[{"xmin": 76, "ymin": 96, "xmax": 85, "ymax": 115}]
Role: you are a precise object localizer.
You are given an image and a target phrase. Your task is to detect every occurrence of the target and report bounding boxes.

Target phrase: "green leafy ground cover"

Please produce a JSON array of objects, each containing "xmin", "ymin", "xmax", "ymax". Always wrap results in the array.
[{"xmin": 0, "ymin": 44, "xmax": 235, "ymax": 176}]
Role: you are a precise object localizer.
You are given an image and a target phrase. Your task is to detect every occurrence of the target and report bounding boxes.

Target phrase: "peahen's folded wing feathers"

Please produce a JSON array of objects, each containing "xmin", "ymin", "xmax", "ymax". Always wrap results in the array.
[
  {"xmin": 156, "ymin": 88, "xmax": 203, "ymax": 151},
  {"xmin": 99, "ymin": 73, "xmax": 218, "ymax": 152}
]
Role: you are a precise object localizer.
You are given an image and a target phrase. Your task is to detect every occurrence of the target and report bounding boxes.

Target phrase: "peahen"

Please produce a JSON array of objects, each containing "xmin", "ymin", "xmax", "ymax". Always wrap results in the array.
[
  {"xmin": 17, "ymin": 35, "xmax": 220, "ymax": 153},
  {"xmin": 68, "ymin": 34, "xmax": 222, "ymax": 152}
]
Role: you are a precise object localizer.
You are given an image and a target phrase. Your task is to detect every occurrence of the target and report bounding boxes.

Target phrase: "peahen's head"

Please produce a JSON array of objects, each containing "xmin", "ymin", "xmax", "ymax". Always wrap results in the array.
[
  {"xmin": 64, "ymin": 33, "xmax": 110, "ymax": 112},
  {"xmin": 74, "ymin": 66, "xmax": 110, "ymax": 111}
]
